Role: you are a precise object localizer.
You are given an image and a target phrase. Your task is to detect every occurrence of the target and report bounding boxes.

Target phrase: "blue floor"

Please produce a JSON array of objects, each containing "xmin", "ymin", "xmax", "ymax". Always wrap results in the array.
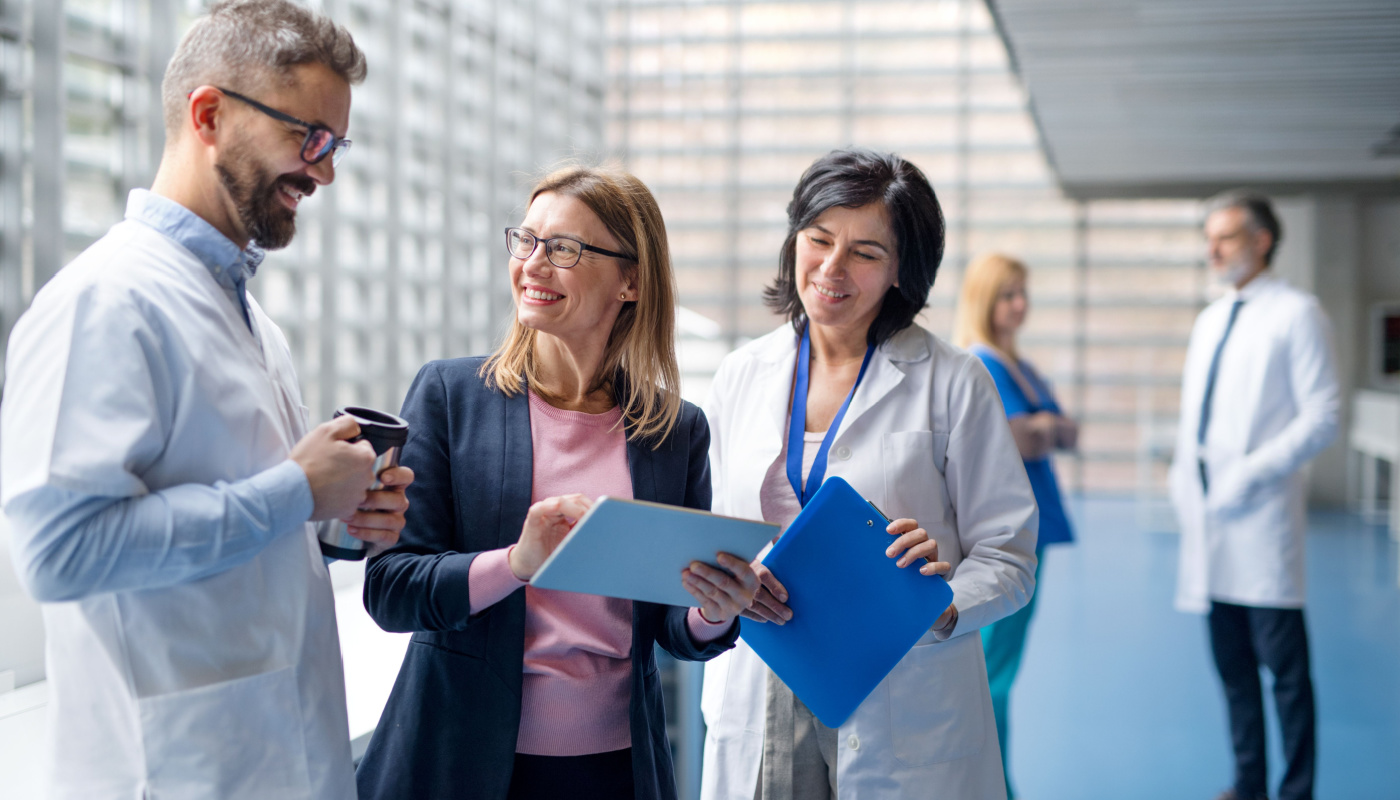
[{"xmin": 1009, "ymin": 499, "xmax": 1400, "ymax": 800}]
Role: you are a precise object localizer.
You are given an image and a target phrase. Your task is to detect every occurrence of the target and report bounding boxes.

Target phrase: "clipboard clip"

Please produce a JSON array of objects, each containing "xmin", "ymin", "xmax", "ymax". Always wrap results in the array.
[
  {"xmin": 866, "ymin": 499, "xmax": 933, "ymax": 565},
  {"xmin": 866, "ymin": 499, "xmax": 891, "ymax": 523}
]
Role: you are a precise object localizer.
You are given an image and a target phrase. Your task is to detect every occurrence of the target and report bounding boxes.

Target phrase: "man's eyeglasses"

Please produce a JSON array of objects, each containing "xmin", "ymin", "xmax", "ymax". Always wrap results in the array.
[
  {"xmin": 217, "ymin": 87, "xmax": 352, "ymax": 167},
  {"xmin": 504, "ymin": 227, "xmax": 634, "ymax": 269}
]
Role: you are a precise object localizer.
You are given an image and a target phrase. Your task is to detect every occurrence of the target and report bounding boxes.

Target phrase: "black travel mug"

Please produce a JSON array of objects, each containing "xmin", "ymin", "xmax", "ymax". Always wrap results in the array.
[{"xmin": 316, "ymin": 406, "xmax": 410, "ymax": 561}]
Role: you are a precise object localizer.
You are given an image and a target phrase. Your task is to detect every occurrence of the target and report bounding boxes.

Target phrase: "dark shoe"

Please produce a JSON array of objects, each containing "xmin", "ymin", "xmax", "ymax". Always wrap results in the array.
[{"xmin": 1215, "ymin": 791, "xmax": 1269, "ymax": 800}]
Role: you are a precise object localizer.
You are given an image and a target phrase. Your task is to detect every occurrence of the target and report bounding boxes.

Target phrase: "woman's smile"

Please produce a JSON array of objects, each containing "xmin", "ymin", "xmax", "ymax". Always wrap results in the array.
[
  {"xmin": 521, "ymin": 284, "xmax": 565, "ymax": 304},
  {"xmin": 811, "ymin": 282, "xmax": 851, "ymax": 302}
]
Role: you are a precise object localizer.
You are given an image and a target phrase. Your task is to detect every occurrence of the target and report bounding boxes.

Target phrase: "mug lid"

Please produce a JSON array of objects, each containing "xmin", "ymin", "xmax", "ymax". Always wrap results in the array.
[{"xmin": 335, "ymin": 406, "xmax": 409, "ymax": 447}]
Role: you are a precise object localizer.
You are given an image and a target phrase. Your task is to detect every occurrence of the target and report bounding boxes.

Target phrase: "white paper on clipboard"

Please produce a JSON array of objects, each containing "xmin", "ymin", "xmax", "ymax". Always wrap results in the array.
[{"xmin": 528, "ymin": 496, "xmax": 778, "ymax": 607}]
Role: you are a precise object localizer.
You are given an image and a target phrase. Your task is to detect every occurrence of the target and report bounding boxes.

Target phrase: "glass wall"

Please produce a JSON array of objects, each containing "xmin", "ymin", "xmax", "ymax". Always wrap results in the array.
[
  {"xmin": 262, "ymin": 0, "xmax": 607, "ymax": 418},
  {"xmin": 0, "ymin": 0, "xmax": 606, "ymax": 705},
  {"xmin": 1, "ymin": 0, "xmax": 171, "ymax": 383},
  {"xmin": 0, "ymin": 0, "xmax": 605, "ymax": 418}
]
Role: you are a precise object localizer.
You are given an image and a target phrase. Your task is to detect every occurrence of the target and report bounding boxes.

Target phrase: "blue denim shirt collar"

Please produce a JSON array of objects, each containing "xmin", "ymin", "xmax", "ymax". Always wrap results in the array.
[{"xmin": 124, "ymin": 188, "xmax": 264, "ymax": 308}]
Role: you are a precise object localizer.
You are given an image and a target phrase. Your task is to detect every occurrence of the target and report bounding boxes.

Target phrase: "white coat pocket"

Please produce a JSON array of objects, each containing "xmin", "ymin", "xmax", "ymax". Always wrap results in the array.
[
  {"xmin": 138, "ymin": 665, "xmax": 311, "ymax": 799},
  {"xmin": 881, "ymin": 430, "xmax": 951, "ymax": 527},
  {"xmin": 886, "ymin": 636, "xmax": 987, "ymax": 766}
]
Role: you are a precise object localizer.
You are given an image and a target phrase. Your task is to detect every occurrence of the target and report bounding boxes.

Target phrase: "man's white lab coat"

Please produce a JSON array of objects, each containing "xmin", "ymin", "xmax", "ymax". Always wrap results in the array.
[
  {"xmin": 1, "ymin": 213, "xmax": 355, "ymax": 799},
  {"xmin": 1170, "ymin": 273, "xmax": 1340, "ymax": 614}
]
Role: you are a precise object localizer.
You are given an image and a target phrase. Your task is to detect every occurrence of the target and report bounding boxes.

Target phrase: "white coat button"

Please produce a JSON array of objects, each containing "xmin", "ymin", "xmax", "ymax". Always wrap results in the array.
[
  {"xmin": 834, "ymin": 445, "xmax": 852, "ymax": 460},
  {"xmin": 847, "ymin": 734, "xmax": 860, "ymax": 750}
]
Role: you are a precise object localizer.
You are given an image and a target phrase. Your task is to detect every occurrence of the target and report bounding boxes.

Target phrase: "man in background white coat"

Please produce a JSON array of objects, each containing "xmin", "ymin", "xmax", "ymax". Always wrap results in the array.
[
  {"xmin": 0, "ymin": 1, "xmax": 411, "ymax": 797},
  {"xmin": 1169, "ymin": 191, "xmax": 1339, "ymax": 800}
]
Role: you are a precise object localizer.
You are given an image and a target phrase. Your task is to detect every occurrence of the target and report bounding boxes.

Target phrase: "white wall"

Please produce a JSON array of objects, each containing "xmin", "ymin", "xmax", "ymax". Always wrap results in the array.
[
  {"xmin": 0, "ymin": 681, "xmax": 48, "ymax": 800},
  {"xmin": 0, "ymin": 515, "xmax": 49, "ymax": 800},
  {"xmin": 1361, "ymin": 199, "xmax": 1400, "ymax": 358},
  {"xmin": 0, "ymin": 516, "xmax": 45, "ymax": 688},
  {"xmin": 1268, "ymin": 192, "xmax": 1400, "ymax": 507}
]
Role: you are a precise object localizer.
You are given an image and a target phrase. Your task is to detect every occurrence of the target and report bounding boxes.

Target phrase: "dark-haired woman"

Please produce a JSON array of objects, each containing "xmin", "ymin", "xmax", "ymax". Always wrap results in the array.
[{"xmin": 698, "ymin": 149, "xmax": 1038, "ymax": 800}]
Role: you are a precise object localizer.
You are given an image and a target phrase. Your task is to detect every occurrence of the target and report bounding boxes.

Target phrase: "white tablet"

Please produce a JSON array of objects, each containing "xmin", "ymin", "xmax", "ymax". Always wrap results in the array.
[{"xmin": 528, "ymin": 496, "xmax": 779, "ymax": 607}]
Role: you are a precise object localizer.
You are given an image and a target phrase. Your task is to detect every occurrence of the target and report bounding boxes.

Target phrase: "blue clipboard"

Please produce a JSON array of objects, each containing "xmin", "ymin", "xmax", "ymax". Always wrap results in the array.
[{"xmin": 739, "ymin": 476, "xmax": 953, "ymax": 728}]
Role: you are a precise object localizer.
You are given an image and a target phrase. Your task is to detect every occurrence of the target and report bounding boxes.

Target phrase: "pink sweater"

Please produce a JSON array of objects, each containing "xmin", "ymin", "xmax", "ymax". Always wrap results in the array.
[{"xmin": 467, "ymin": 391, "xmax": 730, "ymax": 755}]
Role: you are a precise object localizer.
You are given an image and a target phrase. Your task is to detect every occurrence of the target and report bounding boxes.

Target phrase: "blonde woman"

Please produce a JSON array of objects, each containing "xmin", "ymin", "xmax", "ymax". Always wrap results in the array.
[
  {"xmin": 357, "ymin": 166, "xmax": 760, "ymax": 800},
  {"xmin": 953, "ymin": 252, "xmax": 1077, "ymax": 800}
]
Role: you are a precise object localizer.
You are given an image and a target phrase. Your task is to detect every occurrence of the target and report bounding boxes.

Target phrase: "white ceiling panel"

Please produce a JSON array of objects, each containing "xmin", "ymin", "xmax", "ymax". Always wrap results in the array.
[{"xmin": 987, "ymin": 0, "xmax": 1400, "ymax": 196}]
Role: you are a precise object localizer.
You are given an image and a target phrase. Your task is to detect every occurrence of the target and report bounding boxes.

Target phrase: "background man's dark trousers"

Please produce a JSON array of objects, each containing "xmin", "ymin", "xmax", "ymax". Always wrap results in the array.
[{"xmin": 1208, "ymin": 601, "xmax": 1316, "ymax": 800}]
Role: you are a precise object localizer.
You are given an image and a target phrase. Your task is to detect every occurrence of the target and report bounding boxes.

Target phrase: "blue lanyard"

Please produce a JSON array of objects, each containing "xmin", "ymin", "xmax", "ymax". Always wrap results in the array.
[{"xmin": 787, "ymin": 325, "xmax": 876, "ymax": 507}]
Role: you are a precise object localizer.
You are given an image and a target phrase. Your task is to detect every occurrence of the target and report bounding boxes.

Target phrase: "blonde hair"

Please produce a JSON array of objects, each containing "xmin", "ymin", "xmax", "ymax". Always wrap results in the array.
[
  {"xmin": 481, "ymin": 165, "xmax": 682, "ymax": 446},
  {"xmin": 952, "ymin": 252, "xmax": 1028, "ymax": 357}
]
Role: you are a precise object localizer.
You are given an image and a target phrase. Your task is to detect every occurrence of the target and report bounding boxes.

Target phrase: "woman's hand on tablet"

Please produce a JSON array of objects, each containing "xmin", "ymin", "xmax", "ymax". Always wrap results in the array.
[
  {"xmin": 510, "ymin": 494, "xmax": 593, "ymax": 581},
  {"xmin": 682, "ymin": 552, "xmax": 760, "ymax": 626}
]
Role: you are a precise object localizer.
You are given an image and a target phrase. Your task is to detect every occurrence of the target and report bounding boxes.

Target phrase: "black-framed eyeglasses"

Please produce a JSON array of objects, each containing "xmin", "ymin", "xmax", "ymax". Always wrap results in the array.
[
  {"xmin": 504, "ymin": 227, "xmax": 635, "ymax": 269},
  {"xmin": 217, "ymin": 87, "xmax": 352, "ymax": 167}
]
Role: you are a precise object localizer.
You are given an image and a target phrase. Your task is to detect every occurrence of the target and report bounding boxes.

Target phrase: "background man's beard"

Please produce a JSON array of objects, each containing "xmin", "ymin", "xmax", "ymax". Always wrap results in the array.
[
  {"xmin": 1214, "ymin": 255, "xmax": 1256, "ymax": 286},
  {"xmin": 215, "ymin": 158, "xmax": 302, "ymax": 250}
]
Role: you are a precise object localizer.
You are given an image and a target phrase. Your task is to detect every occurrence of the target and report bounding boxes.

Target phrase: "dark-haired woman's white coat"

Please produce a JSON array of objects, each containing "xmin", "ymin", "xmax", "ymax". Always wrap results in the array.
[{"xmin": 698, "ymin": 323, "xmax": 1039, "ymax": 799}]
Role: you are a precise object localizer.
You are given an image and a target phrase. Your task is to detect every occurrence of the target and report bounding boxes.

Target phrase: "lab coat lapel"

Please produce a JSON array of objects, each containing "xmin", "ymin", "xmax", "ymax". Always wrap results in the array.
[
  {"xmin": 835, "ymin": 326, "xmax": 926, "ymax": 440},
  {"xmin": 759, "ymin": 330, "xmax": 800, "ymax": 445},
  {"xmin": 245, "ymin": 296, "xmax": 306, "ymax": 449},
  {"xmin": 176, "ymin": 253, "xmax": 299, "ymax": 454},
  {"xmin": 177, "ymin": 249, "xmax": 268, "ymax": 369}
]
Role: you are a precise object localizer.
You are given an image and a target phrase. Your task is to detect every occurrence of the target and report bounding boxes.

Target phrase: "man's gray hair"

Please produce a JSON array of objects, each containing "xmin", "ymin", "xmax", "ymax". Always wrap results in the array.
[
  {"xmin": 1203, "ymin": 189, "xmax": 1283, "ymax": 266},
  {"xmin": 161, "ymin": 0, "xmax": 366, "ymax": 137}
]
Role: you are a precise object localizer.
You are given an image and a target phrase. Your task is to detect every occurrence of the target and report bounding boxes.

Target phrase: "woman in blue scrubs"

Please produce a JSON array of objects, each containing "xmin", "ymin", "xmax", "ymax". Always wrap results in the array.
[{"xmin": 953, "ymin": 252, "xmax": 1077, "ymax": 800}]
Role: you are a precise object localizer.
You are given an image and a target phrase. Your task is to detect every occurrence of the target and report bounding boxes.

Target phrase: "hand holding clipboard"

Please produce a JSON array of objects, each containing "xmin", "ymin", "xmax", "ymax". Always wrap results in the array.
[
  {"xmin": 741, "ymin": 488, "xmax": 954, "ymax": 628},
  {"xmin": 739, "ymin": 477, "xmax": 956, "ymax": 728}
]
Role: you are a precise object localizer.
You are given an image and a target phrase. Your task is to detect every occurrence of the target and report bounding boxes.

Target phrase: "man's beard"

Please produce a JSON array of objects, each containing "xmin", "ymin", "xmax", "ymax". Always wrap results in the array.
[
  {"xmin": 215, "ymin": 146, "xmax": 315, "ymax": 250},
  {"xmin": 1213, "ymin": 254, "xmax": 1255, "ymax": 286}
]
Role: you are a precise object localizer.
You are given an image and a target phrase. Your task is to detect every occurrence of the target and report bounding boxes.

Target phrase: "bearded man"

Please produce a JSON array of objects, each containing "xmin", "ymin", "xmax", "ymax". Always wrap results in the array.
[
  {"xmin": 1169, "ymin": 191, "xmax": 1339, "ymax": 800},
  {"xmin": 0, "ymin": 2, "xmax": 412, "ymax": 797}
]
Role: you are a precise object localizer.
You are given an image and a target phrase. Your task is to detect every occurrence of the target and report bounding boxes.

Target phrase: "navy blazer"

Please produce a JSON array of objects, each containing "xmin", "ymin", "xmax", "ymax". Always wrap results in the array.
[{"xmin": 356, "ymin": 357, "xmax": 738, "ymax": 800}]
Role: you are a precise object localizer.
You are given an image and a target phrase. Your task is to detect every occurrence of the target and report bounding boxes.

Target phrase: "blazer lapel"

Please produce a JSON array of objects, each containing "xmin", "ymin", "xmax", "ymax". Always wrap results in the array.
[
  {"xmin": 499, "ymin": 387, "xmax": 535, "ymax": 549},
  {"xmin": 626, "ymin": 429, "xmax": 660, "ymax": 504}
]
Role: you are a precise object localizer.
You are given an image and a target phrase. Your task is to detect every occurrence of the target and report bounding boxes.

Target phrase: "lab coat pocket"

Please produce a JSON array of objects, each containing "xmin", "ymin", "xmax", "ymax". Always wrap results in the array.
[
  {"xmin": 882, "ymin": 431, "xmax": 951, "ymax": 526},
  {"xmin": 139, "ymin": 665, "xmax": 311, "ymax": 799},
  {"xmin": 703, "ymin": 642, "xmax": 767, "ymax": 739},
  {"xmin": 886, "ymin": 637, "xmax": 985, "ymax": 766}
]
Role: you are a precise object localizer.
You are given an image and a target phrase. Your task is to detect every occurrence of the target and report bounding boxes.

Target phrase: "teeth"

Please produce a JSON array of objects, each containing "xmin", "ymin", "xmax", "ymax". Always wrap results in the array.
[
  {"xmin": 524, "ymin": 288, "xmax": 563, "ymax": 301},
  {"xmin": 815, "ymin": 284, "xmax": 849, "ymax": 299}
]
